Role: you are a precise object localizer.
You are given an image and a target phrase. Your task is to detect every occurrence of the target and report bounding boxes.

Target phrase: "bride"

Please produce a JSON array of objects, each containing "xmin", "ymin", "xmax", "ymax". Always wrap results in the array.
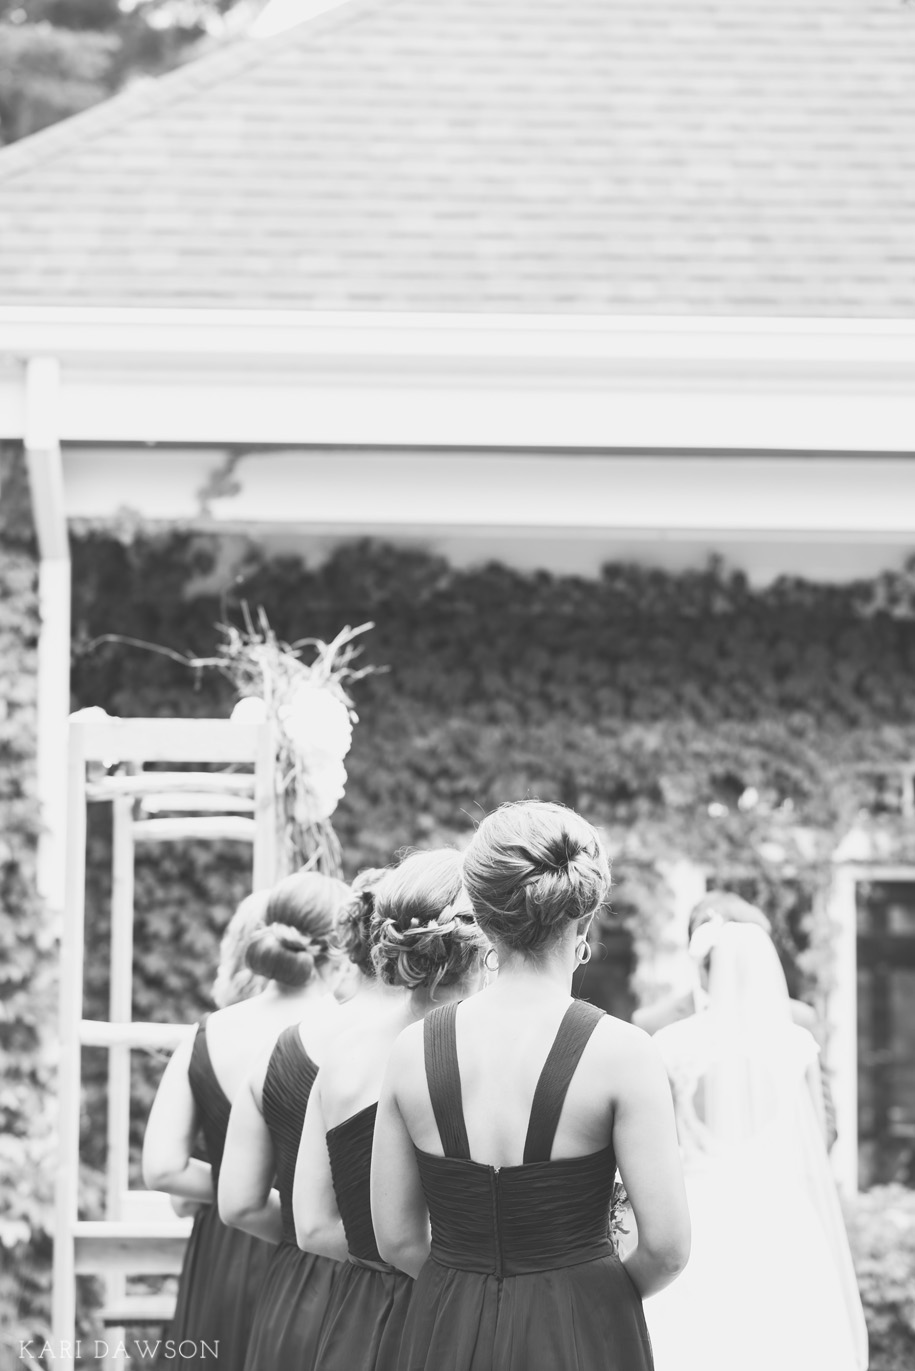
[{"xmin": 644, "ymin": 919, "xmax": 868, "ymax": 1371}]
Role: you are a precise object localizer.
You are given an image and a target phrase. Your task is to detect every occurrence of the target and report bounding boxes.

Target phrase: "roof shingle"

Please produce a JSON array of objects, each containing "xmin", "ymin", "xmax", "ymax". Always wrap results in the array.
[{"xmin": 1, "ymin": 0, "xmax": 914, "ymax": 315}]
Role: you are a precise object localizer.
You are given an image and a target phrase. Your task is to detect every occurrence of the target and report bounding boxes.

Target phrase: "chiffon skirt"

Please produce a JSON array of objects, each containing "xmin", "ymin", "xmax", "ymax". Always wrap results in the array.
[
  {"xmin": 398, "ymin": 1253, "xmax": 654, "ymax": 1371},
  {"xmin": 163, "ymin": 1203, "xmax": 271, "ymax": 1371},
  {"xmin": 243, "ymin": 1241, "xmax": 340, "ymax": 1370},
  {"xmin": 312, "ymin": 1261, "xmax": 413, "ymax": 1371}
]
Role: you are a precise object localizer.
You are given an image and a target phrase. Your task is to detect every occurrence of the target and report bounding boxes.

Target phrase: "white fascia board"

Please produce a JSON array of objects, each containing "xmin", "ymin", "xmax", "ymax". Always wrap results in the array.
[
  {"xmin": 2, "ymin": 307, "xmax": 915, "ymax": 364},
  {"xmin": 2, "ymin": 309, "xmax": 915, "ymax": 451}
]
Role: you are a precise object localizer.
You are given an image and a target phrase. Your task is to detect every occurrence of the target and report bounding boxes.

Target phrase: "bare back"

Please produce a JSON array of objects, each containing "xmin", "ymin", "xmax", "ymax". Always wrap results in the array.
[
  {"xmin": 205, "ymin": 989, "xmax": 342, "ymax": 1103},
  {"xmin": 319, "ymin": 1000, "xmax": 415, "ymax": 1131},
  {"xmin": 395, "ymin": 988, "xmax": 624, "ymax": 1167}
]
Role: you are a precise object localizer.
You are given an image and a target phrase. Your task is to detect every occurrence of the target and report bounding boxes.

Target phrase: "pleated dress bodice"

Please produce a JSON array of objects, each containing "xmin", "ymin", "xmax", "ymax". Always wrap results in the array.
[
  {"xmin": 243, "ymin": 1021, "xmax": 341, "ymax": 1371},
  {"xmin": 261, "ymin": 1023, "xmax": 318, "ymax": 1244},
  {"xmin": 315, "ymin": 1102, "xmax": 414, "ymax": 1371},
  {"xmin": 417, "ymin": 999, "xmax": 616, "ymax": 1276},
  {"xmin": 326, "ymin": 1102, "xmax": 385, "ymax": 1264},
  {"xmin": 161, "ymin": 1016, "xmax": 271, "ymax": 1371},
  {"xmin": 187, "ymin": 1015, "xmax": 232, "ymax": 1180},
  {"xmin": 397, "ymin": 998, "xmax": 655, "ymax": 1371}
]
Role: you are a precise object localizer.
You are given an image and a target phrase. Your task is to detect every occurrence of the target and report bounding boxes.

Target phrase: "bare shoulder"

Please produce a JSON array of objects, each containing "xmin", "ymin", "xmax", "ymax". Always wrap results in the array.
[
  {"xmin": 589, "ymin": 1014, "xmax": 669, "ymax": 1088},
  {"xmin": 591, "ymin": 1012, "xmax": 653, "ymax": 1053},
  {"xmin": 382, "ymin": 1020, "xmax": 425, "ymax": 1100}
]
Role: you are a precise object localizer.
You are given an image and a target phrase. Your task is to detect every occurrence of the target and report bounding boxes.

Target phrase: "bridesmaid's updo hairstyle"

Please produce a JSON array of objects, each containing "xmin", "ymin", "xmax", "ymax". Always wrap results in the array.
[
  {"xmin": 334, "ymin": 866, "xmax": 389, "ymax": 978},
  {"xmin": 245, "ymin": 871, "xmax": 351, "ymax": 987},
  {"xmin": 463, "ymin": 801, "xmax": 610, "ymax": 956},
  {"xmin": 372, "ymin": 849, "xmax": 487, "ymax": 994}
]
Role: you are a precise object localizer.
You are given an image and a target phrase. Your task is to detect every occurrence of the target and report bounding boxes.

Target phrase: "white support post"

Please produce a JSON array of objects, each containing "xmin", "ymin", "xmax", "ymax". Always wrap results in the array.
[
  {"xmin": 52, "ymin": 721, "xmax": 87, "ymax": 1346},
  {"xmin": 105, "ymin": 796, "xmax": 135, "ymax": 1358},
  {"xmin": 25, "ymin": 355, "xmax": 71, "ymax": 918},
  {"xmin": 253, "ymin": 723, "xmax": 279, "ymax": 887},
  {"xmin": 826, "ymin": 864, "xmax": 859, "ymax": 1194}
]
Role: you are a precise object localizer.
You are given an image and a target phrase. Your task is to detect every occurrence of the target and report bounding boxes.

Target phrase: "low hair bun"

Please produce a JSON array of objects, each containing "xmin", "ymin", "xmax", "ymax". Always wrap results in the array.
[
  {"xmin": 245, "ymin": 870, "xmax": 351, "ymax": 987},
  {"xmin": 464, "ymin": 801, "xmax": 610, "ymax": 956},
  {"xmin": 244, "ymin": 923, "xmax": 316, "ymax": 986}
]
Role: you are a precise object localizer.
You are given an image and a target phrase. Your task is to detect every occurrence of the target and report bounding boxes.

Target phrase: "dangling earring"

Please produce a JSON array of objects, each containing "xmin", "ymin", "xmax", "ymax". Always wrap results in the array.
[
  {"xmin": 575, "ymin": 938, "xmax": 592, "ymax": 965},
  {"xmin": 484, "ymin": 946, "xmax": 500, "ymax": 974}
]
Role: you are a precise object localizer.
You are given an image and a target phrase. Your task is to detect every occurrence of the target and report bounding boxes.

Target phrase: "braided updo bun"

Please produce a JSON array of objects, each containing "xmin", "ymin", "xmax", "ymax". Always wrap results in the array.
[
  {"xmin": 245, "ymin": 871, "xmax": 351, "ymax": 987},
  {"xmin": 334, "ymin": 866, "xmax": 389, "ymax": 978},
  {"xmin": 463, "ymin": 801, "xmax": 610, "ymax": 956},
  {"xmin": 372, "ymin": 849, "xmax": 487, "ymax": 994}
]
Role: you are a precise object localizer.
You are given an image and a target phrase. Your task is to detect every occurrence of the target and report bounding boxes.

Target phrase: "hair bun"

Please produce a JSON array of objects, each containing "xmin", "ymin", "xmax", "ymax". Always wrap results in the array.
[
  {"xmin": 334, "ymin": 867, "xmax": 389, "ymax": 978},
  {"xmin": 244, "ymin": 922, "xmax": 318, "ymax": 987},
  {"xmin": 371, "ymin": 850, "xmax": 486, "ymax": 993},
  {"xmin": 463, "ymin": 801, "xmax": 611, "ymax": 956},
  {"xmin": 536, "ymin": 831, "xmax": 581, "ymax": 875},
  {"xmin": 269, "ymin": 922, "xmax": 316, "ymax": 954}
]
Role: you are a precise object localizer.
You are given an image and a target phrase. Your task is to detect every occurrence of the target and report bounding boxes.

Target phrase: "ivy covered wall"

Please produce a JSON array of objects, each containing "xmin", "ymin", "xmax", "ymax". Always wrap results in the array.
[
  {"xmin": 0, "ymin": 446, "xmax": 55, "ymax": 1361},
  {"xmin": 69, "ymin": 528, "xmax": 915, "ymax": 1028}
]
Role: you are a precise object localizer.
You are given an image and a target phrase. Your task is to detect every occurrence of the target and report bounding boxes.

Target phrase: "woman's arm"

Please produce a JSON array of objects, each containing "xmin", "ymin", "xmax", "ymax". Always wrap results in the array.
[
  {"xmin": 611, "ymin": 1027, "xmax": 691, "ymax": 1298},
  {"xmin": 292, "ymin": 1077, "xmax": 349, "ymax": 1261},
  {"xmin": 169, "ymin": 1195, "xmax": 204, "ymax": 1219},
  {"xmin": 142, "ymin": 1034, "xmax": 214, "ymax": 1203},
  {"xmin": 370, "ymin": 1035, "xmax": 427, "ymax": 1279},
  {"xmin": 217, "ymin": 1058, "xmax": 283, "ymax": 1244}
]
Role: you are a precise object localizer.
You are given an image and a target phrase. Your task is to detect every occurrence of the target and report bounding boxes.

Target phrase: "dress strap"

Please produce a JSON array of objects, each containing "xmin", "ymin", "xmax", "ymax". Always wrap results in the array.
[
  {"xmin": 523, "ymin": 1000, "xmax": 605, "ymax": 1164},
  {"xmin": 423, "ymin": 1002, "xmax": 471, "ymax": 1160}
]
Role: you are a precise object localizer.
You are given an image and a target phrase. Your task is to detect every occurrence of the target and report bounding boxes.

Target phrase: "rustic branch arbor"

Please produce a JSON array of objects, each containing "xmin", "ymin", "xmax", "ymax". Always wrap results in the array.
[{"xmin": 55, "ymin": 715, "xmax": 279, "ymax": 1351}]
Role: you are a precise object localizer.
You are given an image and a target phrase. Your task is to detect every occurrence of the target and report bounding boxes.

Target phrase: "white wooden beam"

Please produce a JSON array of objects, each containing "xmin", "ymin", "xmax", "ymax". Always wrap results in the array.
[
  {"xmin": 25, "ymin": 355, "xmax": 68, "ymax": 560},
  {"xmin": 52, "ymin": 721, "xmax": 87, "ymax": 1346},
  {"xmin": 826, "ymin": 865, "xmax": 859, "ymax": 1194}
]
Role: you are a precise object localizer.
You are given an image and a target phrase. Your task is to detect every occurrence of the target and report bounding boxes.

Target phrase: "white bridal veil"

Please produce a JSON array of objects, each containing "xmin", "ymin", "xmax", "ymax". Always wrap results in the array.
[{"xmin": 699, "ymin": 921, "xmax": 869, "ymax": 1370}]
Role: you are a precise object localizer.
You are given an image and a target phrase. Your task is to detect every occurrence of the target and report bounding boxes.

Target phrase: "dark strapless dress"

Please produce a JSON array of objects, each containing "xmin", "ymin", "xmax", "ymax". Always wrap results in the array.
[
  {"xmin": 312, "ymin": 1102, "xmax": 414, "ymax": 1371},
  {"xmin": 397, "ymin": 999, "xmax": 655, "ymax": 1371},
  {"xmin": 243, "ymin": 1026, "xmax": 341, "ymax": 1371},
  {"xmin": 162, "ymin": 1016, "xmax": 271, "ymax": 1371}
]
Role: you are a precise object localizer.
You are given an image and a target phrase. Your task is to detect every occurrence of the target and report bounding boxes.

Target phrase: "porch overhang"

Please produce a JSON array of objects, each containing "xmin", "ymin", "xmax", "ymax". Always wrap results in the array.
[{"xmin": 2, "ymin": 308, "xmax": 915, "ymax": 456}]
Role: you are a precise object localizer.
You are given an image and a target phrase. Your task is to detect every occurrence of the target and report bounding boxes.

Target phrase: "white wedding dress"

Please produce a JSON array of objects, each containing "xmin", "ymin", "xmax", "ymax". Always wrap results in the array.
[{"xmin": 643, "ymin": 924, "xmax": 868, "ymax": 1371}]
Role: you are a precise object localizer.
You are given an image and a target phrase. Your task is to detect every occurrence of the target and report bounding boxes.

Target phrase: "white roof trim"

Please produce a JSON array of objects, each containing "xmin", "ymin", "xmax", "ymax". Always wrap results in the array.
[{"xmin": 2, "ymin": 307, "xmax": 915, "ymax": 364}]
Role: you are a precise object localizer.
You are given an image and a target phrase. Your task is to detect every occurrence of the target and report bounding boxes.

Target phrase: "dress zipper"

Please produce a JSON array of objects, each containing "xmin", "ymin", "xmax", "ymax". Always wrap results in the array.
[{"xmin": 490, "ymin": 1167, "xmax": 504, "ymax": 1280}]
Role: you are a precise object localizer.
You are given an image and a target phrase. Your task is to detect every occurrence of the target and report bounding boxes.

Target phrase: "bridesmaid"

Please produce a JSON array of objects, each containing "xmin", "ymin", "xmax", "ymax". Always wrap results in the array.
[
  {"xmin": 142, "ymin": 876, "xmax": 338, "ymax": 1371},
  {"xmin": 371, "ymin": 801, "xmax": 691, "ymax": 1371},
  {"xmin": 324, "ymin": 866, "xmax": 392, "ymax": 1012},
  {"xmin": 294, "ymin": 850, "xmax": 488, "ymax": 1371},
  {"xmin": 218, "ymin": 872, "xmax": 351, "ymax": 1370}
]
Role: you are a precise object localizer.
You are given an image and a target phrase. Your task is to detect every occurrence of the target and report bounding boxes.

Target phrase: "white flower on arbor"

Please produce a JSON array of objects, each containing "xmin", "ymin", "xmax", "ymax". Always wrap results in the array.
[
  {"xmin": 230, "ymin": 695, "xmax": 268, "ymax": 725},
  {"xmin": 281, "ymin": 682, "xmax": 353, "ymax": 766}
]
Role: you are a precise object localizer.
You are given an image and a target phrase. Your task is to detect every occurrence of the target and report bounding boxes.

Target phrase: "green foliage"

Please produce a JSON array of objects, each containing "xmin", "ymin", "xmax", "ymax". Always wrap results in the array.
[
  {"xmin": 846, "ymin": 1185, "xmax": 915, "ymax": 1369},
  {"xmin": 0, "ymin": 0, "xmax": 244, "ymax": 146},
  {"xmin": 0, "ymin": 19, "xmax": 115, "ymax": 142},
  {"xmin": 0, "ymin": 446, "xmax": 55, "ymax": 1359}
]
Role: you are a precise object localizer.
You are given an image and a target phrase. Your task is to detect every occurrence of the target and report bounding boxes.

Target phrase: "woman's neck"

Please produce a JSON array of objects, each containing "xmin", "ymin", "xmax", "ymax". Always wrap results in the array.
[
  {"xmin": 406, "ymin": 978, "xmax": 467, "ymax": 1023},
  {"xmin": 349, "ymin": 977, "xmax": 406, "ymax": 1010},
  {"xmin": 258, "ymin": 976, "xmax": 331, "ymax": 1010},
  {"xmin": 491, "ymin": 948, "xmax": 576, "ymax": 998}
]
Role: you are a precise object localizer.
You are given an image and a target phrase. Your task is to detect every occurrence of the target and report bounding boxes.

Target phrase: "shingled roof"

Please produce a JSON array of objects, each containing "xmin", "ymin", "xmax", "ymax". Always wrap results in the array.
[{"xmin": 1, "ymin": 0, "xmax": 914, "ymax": 315}]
